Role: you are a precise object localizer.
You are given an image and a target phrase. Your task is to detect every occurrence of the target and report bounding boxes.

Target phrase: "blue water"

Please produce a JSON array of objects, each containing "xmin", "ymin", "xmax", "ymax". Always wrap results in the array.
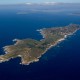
[{"xmin": 0, "ymin": 5, "xmax": 80, "ymax": 80}]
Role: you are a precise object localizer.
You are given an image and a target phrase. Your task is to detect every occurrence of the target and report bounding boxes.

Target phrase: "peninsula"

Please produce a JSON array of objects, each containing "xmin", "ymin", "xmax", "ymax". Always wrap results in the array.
[{"xmin": 0, "ymin": 24, "xmax": 80, "ymax": 65}]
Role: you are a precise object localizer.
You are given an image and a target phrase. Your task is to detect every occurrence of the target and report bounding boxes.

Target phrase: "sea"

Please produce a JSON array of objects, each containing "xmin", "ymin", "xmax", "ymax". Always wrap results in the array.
[{"xmin": 0, "ymin": 4, "xmax": 80, "ymax": 80}]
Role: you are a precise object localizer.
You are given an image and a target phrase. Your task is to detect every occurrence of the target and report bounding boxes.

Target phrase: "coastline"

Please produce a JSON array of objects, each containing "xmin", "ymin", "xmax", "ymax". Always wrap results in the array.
[
  {"xmin": 0, "ymin": 25, "xmax": 79, "ymax": 65},
  {"xmin": 30, "ymin": 28, "xmax": 79, "ymax": 65},
  {"xmin": 37, "ymin": 28, "xmax": 46, "ymax": 39},
  {"xmin": 20, "ymin": 29, "xmax": 70, "ymax": 65}
]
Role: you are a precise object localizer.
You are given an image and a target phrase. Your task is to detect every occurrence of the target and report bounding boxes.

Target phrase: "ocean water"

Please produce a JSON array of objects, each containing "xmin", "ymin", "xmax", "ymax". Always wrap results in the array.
[{"xmin": 0, "ymin": 4, "xmax": 80, "ymax": 80}]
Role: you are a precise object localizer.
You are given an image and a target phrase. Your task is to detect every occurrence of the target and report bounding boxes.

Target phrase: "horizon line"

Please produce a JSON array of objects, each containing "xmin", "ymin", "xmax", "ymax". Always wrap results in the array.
[{"xmin": 0, "ymin": 2, "xmax": 80, "ymax": 5}]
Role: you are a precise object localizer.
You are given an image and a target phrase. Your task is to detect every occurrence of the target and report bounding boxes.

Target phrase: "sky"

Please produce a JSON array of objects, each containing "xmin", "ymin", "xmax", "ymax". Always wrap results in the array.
[{"xmin": 0, "ymin": 0, "xmax": 80, "ymax": 4}]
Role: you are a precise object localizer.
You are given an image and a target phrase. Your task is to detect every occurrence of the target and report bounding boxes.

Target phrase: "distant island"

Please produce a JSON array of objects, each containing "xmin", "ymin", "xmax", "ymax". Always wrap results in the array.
[
  {"xmin": 0, "ymin": 24, "xmax": 80, "ymax": 65},
  {"xmin": 17, "ymin": 12, "xmax": 29, "ymax": 15},
  {"xmin": 69, "ymin": 13, "xmax": 80, "ymax": 16}
]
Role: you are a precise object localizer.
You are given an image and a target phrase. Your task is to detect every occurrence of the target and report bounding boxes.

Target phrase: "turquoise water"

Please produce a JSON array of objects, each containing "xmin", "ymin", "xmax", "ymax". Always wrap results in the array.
[{"xmin": 0, "ymin": 4, "xmax": 80, "ymax": 80}]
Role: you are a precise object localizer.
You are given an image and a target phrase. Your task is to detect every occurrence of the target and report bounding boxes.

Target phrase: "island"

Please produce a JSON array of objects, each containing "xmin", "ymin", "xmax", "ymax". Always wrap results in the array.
[
  {"xmin": 69, "ymin": 13, "xmax": 80, "ymax": 16},
  {"xmin": 0, "ymin": 24, "xmax": 80, "ymax": 65}
]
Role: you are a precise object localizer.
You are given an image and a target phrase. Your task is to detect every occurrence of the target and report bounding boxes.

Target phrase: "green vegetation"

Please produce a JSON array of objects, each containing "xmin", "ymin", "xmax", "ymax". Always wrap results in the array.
[{"xmin": 0, "ymin": 24, "xmax": 79, "ymax": 65}]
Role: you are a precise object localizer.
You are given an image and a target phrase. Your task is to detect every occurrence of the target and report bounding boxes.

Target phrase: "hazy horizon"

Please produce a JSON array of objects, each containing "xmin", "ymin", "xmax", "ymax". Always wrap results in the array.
[
  {"xmin": 0, "ymin": 2, "xmax": 80, "ymax": 5},
  {"xmin": 0, "ymin": 0, "xmax": 80, "ymax": 5}
]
